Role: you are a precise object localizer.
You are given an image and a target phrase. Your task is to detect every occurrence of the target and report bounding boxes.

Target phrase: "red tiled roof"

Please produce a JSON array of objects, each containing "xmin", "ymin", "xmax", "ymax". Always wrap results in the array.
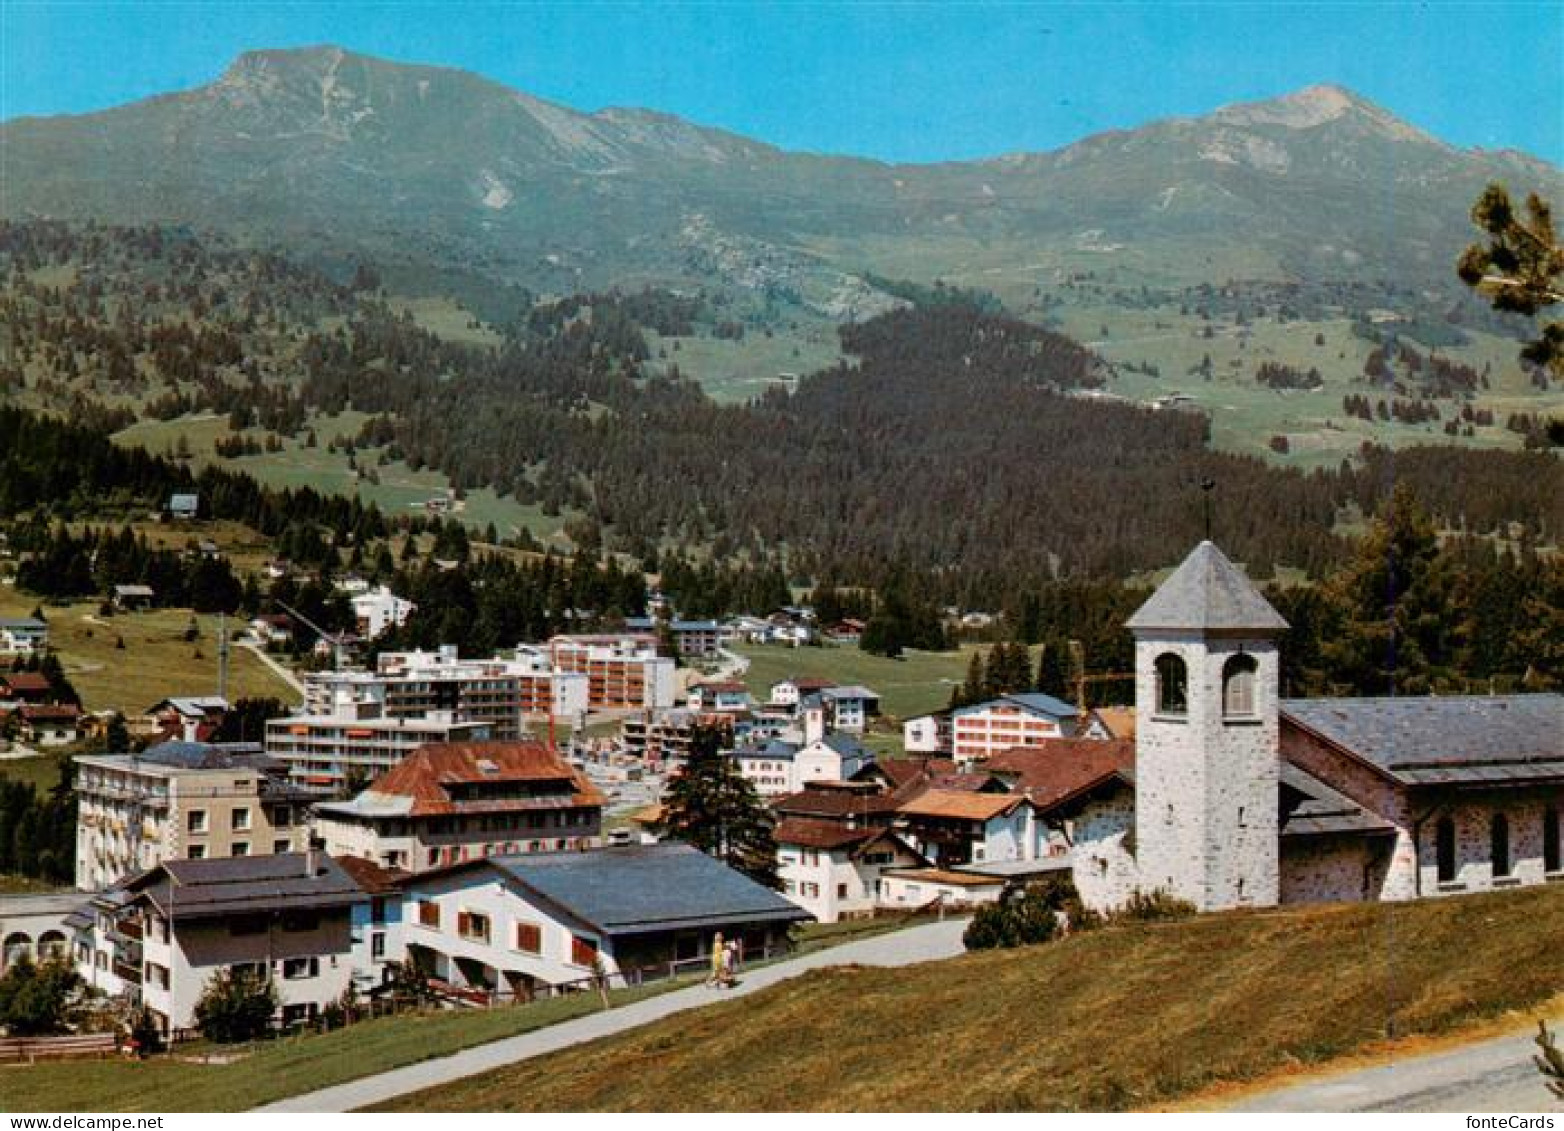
[
  {"xmin": 333, "ymin": 854, "xmax": 410, "ymax": 893},
  {"xmin": 2, "ymin": 673, "xmax": 53, "ymax": 695},
  {"xmin": 366, "ymin": 741, "xmax": 605, "ymax": 816},
  {"xmin": 774, "ymin": 817, "xmax": 881, "ymax": 851},
  {"xmin": 986, "ymin": 739, "xmax": 1136, "ymax": 813},
  {"xmin": 22, "ymin": 704, "xmax": 80, "ymax": 721}
]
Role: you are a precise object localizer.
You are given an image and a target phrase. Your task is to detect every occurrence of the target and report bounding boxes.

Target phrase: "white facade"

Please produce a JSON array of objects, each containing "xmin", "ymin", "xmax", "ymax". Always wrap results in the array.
[
  {"xmin": 0, "ymin": 618, "xmax": 47, "ymax": 655},
  {"xmin": 264, "ymin": 704, "xmax": 493, "ymax": 791},
  {"xmin": 351, "ymin": 586, "xmax": 417, "ymax": 639},
  {"xmin": 776, "ymin": 836, "xmax": 924, "ymax": 923},
  {"xmin": 902, "ymin": 713, "xmax": 950, "ymax": 754}
]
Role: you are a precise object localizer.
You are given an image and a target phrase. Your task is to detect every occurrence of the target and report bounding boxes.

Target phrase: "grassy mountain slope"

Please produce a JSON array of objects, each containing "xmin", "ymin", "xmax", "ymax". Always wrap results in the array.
[
  {"xmin": 372, "ymin": 883, "xmax": 1564, "ymax": 1111},
  {"xmin": 4, "ymin": 47, "xmax": 1558, "ymax": 301}
]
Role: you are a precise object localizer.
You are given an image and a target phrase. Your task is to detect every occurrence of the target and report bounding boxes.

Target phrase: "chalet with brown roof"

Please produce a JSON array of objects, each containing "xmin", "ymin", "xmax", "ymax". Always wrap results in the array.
[
  {"xmin": 0, "ymin": 672, "xmax": 54, "ymax": 703},
  {"xmin": 312, "ymin": 741, "xmax": 604, "ymax": 873},
  {"xmin": 775, "ymin": 817, "xmax": 927, "ymax": 922}
]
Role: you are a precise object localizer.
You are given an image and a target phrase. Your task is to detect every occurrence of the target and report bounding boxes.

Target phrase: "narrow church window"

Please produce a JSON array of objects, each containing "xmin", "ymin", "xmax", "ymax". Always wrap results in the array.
[
  {"xmin": 1154, "ymin": 653, "xmax": 1187, "ymax": 716},
  {"xmin": 1222, "ymin": 653, "xmax": 1258, "ymax": 718},
  {"xmin": 1546, "ymin": 807, "xmax": 1561, "ymax": 874},
  {"xmin": 1435, "ymin": 816, "xmax": 1456, "ymax": 883},
  {"xmin": 1491, "ymin": 813, "xmax": 1511, "ymax": 878}
]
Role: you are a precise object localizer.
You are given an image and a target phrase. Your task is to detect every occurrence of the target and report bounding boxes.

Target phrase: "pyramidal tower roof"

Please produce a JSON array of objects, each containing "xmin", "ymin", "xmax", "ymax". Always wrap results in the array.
[{"xmin": 1125, "ymin": 541, "xmax": 1289, "ymax": 634}]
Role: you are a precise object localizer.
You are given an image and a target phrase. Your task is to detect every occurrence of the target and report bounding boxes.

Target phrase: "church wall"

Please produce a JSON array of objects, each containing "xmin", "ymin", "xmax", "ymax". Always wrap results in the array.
[
  {"xmin": 1065, "ymin": 788, "xmax": 1139, "ymax": 912},
  {"xmin": 1280, "ymin": 834, "xmax": 1394, "ymax": 904}
]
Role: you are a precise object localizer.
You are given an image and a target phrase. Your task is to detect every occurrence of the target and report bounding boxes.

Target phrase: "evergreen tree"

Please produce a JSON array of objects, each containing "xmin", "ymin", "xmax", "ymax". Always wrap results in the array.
[
  {"xmin": 655, "ymin": 724, "xmax": 779, "ymax": 888},
  {"xmin": 194, "ymin": 967, "xmax": 279, "ymax": 1043},
  {"xmin": 1320, "ymin": 485, "xmax": 1465, "ymax": 695},
  {"xmin": 1035, "ymin": 638, "xmax": 1071, "ymax": 699},
  {"xmin": 1458, "ymin": 184, "xmax": 1563, "ymax": 376}
]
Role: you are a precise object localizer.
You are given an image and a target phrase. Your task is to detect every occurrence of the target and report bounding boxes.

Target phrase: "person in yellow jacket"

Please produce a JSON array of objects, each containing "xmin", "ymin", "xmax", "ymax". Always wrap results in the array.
[{"xmin": 707, "ymin": 932, "xmax": 725, "ymax": 987}]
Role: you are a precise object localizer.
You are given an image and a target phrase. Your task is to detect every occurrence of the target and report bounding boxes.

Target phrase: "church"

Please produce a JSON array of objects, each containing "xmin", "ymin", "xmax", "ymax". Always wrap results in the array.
[{"xmin": 1049, "ymin": 541, "xmax": 1564, "ymax": 913}]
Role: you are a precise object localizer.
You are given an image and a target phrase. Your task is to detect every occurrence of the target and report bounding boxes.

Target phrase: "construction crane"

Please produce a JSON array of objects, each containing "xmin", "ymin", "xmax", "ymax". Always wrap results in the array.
[
  {"xmin": 1066, "ymin": 640, "xmax": 1135, "ymax": 733},
  {"xmin": 272, "ymin": 598, "xmax": 350, "ymax": 671}
]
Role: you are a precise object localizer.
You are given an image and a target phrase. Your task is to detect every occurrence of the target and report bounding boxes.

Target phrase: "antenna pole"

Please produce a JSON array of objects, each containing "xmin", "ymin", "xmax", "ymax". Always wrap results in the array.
[{"xmin": 217, "ymin": 613, "xmax": 229, "ymax": 702}]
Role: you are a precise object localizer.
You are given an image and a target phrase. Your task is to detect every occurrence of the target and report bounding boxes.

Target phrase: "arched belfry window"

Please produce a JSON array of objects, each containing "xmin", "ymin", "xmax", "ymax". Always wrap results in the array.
[
  {"xmin": 1154, "ymin": 653, "xmax": 1187, "ymax": 716},
  {"xmin": 1222, "ymin": 653, "xmax": 1259, "ymax": 719}
]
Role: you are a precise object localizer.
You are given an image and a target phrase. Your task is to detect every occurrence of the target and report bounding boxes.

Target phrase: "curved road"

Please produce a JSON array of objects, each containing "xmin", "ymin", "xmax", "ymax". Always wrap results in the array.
[{"xmin": 257, "ymin": 917, "xmax": 970, "ymax": 1113}]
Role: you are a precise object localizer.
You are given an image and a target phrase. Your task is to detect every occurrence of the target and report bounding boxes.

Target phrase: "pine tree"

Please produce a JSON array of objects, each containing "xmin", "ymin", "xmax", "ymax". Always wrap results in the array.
[
  {"xmin": 1035, "ymin": 638, "xmax": 1072, "ymax": 699},
  {"xmin": 655, "ymin": 724, "xmax": 779, "ymax": 888},
  {"xmin": 1458, "ymin": 183, "xmax": 1563, "ymax": 376}
]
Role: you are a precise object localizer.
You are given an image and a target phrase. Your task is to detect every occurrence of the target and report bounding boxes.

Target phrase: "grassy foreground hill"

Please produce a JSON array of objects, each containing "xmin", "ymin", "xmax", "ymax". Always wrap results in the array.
[{"xmin": 375, "ymin": 883, "xmax": 1564, "ymax": 1112}]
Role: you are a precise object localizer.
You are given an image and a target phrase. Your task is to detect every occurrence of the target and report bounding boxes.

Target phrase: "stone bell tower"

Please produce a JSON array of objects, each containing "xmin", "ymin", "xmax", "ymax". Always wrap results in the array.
[{"xmin": 1125, "ymin": 541, "xmax": 1289, "ymax": 911}]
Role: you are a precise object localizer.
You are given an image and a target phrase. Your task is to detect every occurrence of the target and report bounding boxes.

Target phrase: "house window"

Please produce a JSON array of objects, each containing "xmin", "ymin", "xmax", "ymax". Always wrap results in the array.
[
  {"xmin": 371, "ymin": 897, "xmax": 389, "ymax": 924},
  {"xmin": 1222, "ymin": 654, "xmax": 1258, "ymax": 718},
  {"xmin": 274, "ymin": 840, "xmax": 291, "ymax": 854},
  {"xmin": 514, "ymin": 922, "xmax": 542, "ymax": 954},
  {"xmin": 836, "ymin": 883, "xmax": 848, "ymax": 898},
  {"xmin": 1492, "ymin": 813, "xmax": 1511, "ymax": 878},
  {"xmin": 187, "ymin": 844, "xmax": 207, "ymax": 860},
  {"xmin": 231, "ymin": 842, "xmax": 250, "ymax": 857},
  {"xmin": 282, "ymin": 957, "xmax": 320, "ymax": 980},
  {"xmin": 1546, "ymin": 807, "xmax": 1561, "ymax": 874},
  {"xmin": 371, "ymin": 932, "xmax": 386, "ymax": 960},
  {"xmin": 570, "ymin": 935, "xmax": 598, "ymax": 967},
  {"xmin": 1435, "ymin": 816, "xmax": 1457, "ymax": 883},
  {"xmin": 417, "ymin": 900, "xmax": 441, "ymax": 929},
  {"xmin": 232, "ymin": 808, "xmax": 251, "ymax": 832},
  {"xmin": 187, "ymin": 810, "xmax": 208, "ymax": 834},
  {"xmin": 1154, "ymin": 653, "xmax": 1187, "ymax": 716},
  {"xmin": 457, "ymin": 910, "xmax": 491, "ymax": 943}
]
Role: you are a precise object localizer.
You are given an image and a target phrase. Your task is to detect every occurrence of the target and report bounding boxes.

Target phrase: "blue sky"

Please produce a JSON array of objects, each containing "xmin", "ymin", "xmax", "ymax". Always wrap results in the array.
[{"xmin": 3, "ymin": 2, "xmax": 1561, "ymax": 163}]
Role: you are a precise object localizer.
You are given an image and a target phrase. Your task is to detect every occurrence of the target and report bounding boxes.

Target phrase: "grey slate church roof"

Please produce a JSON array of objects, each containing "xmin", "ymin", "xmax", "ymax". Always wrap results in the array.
[
  {"xmin": 1126, "ymin": 541, "xmax": 1289, "ymax": 634},
  {"xmin": 1283, "ymin": 695, "xmax": 1564, "ymax": 786}
]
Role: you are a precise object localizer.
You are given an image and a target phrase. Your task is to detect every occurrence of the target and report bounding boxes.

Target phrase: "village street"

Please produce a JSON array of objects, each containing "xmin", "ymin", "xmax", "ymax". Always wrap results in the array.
[{"xmin": 256, "ymin": 917, "xmax": 971, "ymax": 1112}]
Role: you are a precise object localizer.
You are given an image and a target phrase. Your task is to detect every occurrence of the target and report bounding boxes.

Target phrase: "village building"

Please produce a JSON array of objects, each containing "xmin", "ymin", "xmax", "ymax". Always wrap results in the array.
[
  {"xmin": 395, "ymin": 844, "xmax": 809, "ymax": 999},
  {"xmin": 112, "ymin": 584, "xmax": 155, "ymax": 611},
  {"xmin": 624, "ymin": 617, "xmax": 722, "ymax": 659},
  {"xmin": 687, "ymin": 680, "xmax": 754, "ymax": 713},
  {"xmin": 1, "ymin": 892, "xmax": 81, "ymax": 974},
  {"xmin": 775, "ymin": 819, "xmax": 926, "ymax": 922},
  {"xmin": 248, "ymin": 614, "xmax": 295, "ymax": 648},
  {"xmin": 817, "ymin": 685, "xmax": 880, "ymax": 734},
  {"xmin": 74, "ymin": 741, "xmax": 314, "ymax": 890},
  {"xmin": 312, "ymin": 741, "xmax": 604, "ymax": 872},
  {"xmin": 76, "ymin": 853, "xmax": 367, "ymax": 1037},
  {"xmin": 950, "ymin": 692, "xmax": 1084, "ymax": 762},
  {"xmin": 547, "ymin": 634, "xmax": 677, "ymax": 711},
  {"xmin": 351, "ymin": 586, "xmax": 417, "ymax": 639},
  {"xmin": 0, "ymin": 671, "xmax": 55, "ymax": 705},
  {"xmin": 142, "ymin": 696, "xmax": 231, "ymax": 744},
  {"xmin": 19, "ymin": 703, "xmax": 81, "ymax": 746},
  {"xmin": 902, "ymin": 710, "xmax": 952, "ymax": 754},
  {"xmin": 0, "ymin": 617, "xmax": 48, "ymax": 656},
  {"xmin": 769, "ymin": 676, "xmax": 837, "ymax": 708},
  {"xmin": 264, "ymin": 701, "xmax": 494, "ymax": 793}
]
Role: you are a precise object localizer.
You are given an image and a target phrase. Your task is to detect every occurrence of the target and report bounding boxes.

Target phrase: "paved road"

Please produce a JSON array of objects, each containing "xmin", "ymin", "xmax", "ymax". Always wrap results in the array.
[
  {"xmin": 1232, "ymin": 1017, "xmax": 1562, "ymax": 1112},
  {"xmin": 257, "ymin": 917, "xmax": 970, "ymax": 1112}
]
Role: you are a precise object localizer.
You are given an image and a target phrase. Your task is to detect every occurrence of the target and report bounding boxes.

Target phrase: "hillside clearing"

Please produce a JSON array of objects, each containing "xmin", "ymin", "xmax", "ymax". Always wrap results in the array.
[{"xmin": 372, "ymin": 883, "xmax": 1564, "ymax": 1112}]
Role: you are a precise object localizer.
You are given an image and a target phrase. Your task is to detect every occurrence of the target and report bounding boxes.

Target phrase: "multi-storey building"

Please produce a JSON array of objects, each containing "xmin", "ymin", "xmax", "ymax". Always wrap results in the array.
[
  {"xmin": 74, "ymin": 742, "xmax": 314, "ymax": 891},
  {"xmin": 305, "ymin": 647, "xmax": 589, "ymax": 736},
  {"xmin": 949, "ymin": 693, "xmax": 1083, "ymax": 762},
  {"xmin": 265, "ymin": 698, "xmax": 493, "ymax": 793},
  {"xmin": 547, "ymin": 634, "xmax": 676, "ymax": 711},
  {"xmin": 312, "ymin": 740, "xmax": 604, "ymax": 872}
]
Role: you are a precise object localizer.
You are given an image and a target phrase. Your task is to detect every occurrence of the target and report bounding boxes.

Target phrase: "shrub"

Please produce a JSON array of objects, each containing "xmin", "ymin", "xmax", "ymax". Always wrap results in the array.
[
  {"xmin": 194, "ymin": 967, "xmax": 279, "ymax": 1043},
  {"xmin": 963, "ymin": 883, "xmax": 1062, "ymax": 950},
  {"xmin": 1109, "ymin": 889, "xmax": 1199, "ymax": 923},
  {"xmin": 0, "ymin": 954, "xmax": 85, "ymax": 1036}
]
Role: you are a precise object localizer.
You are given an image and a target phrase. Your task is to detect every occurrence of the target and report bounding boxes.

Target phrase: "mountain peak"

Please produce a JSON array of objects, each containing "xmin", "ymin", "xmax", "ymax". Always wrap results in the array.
[{"xmin": 1211, "ymin": 83, "xmax": 1437, "ymax": 144}]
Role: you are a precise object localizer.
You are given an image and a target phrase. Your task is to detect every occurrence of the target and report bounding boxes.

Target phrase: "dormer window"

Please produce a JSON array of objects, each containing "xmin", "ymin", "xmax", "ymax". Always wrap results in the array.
[
  {"xmin": 1154, "ymin": 653, "xmax": 1187, "ymax": 716},
  {"xmin": 1222, "ymin": 654, "xmax": 1259, "ymax": 719}
]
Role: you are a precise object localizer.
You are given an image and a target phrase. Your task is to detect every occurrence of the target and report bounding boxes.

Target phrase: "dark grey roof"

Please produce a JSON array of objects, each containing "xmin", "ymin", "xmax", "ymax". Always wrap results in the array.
[
  {"xmin": 819, "ymin": 733, "xmax": 871, "ymax": 758},
  {"xmin": 732, "ymin": 739, "xmax": 800, "ymax": 762},
  {"xmin": 1126, "ymin": 541, "xmax": 1288, "ymax": 634},
  {"xmin": 139, "ymin": 740, "xmax": 272, "ymax": 770},
  {"xmin": 126, "ymin": 853, "xmax": 367, "ymax": 920},
  {"xmin": 487, "ymin": 844, "xmax": 809, "ymax": 936},
  {"xmin": 1279, "ymin": 762, "xmax": 1397, "ymax": 837},
  {"xmin": 1283, "ymin": 695, "xmax": 1564, "ymax": 786},
  {"xmin": 0, "ymin": 617, "xmax": 46, "ymax": 630}
]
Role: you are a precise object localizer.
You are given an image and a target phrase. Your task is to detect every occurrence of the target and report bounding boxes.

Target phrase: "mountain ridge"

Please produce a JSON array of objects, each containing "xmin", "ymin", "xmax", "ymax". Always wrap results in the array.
[{"xmin": 2, "ymin": 45, "xmax": 1560, "ymax": 301}]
